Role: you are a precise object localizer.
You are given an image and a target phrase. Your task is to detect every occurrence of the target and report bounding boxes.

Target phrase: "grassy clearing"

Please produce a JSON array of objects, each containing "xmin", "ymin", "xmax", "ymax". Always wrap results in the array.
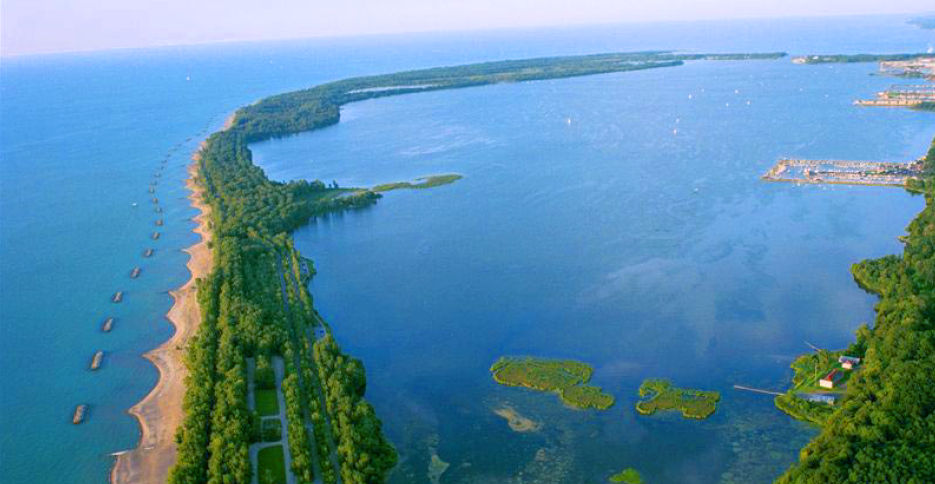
[
  {"xmin": 635, "ymin": 379, "xmax": 720, "ymax": 419},
  {"xmin": 255, "ymin": 389, "xmax": 279, "ymax": 417},
  {"xmin": 372, "ymin": 174, "xmax": 462, "ymax": 192},
  {"xmin": 609, "ymin": 467, "xmax": 643, "ymax": 483},
  {"xmin": 490, "ymin": 356, "xmax": 614, "ymax": 410},
  {"xmin": 257, "ymin": 445, "xmax": 286, "ymax": 484}
]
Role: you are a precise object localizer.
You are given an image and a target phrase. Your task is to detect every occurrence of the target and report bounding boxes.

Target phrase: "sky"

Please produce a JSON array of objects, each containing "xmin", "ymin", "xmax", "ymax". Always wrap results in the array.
[{"xmin": 2, "ymin": 0, "xmax": 933, "ymax": 56}]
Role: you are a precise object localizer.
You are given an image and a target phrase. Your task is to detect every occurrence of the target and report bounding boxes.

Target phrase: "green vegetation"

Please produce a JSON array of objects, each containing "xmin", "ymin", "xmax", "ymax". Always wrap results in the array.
[
  {"xmin": 776, "ymin": 137, "xmax": 935, "ymax": 483},
  {"xmin": 793, "ymin": 53, "xmax": 933, "ymax": 64},
  {"xmin": 635, "ymin": 379, "xmax": 720, "ymax": 419},
  {"xmin": 773, "ymin": 350, "xmax": 847, "ymax": 425},
  {"xmin": 609, "ymin": 467, "xmax": 643, "ymax": 484},
  {"xmin": 372, "ymin": 174, "xmax": 463, "ymax": 192},
  {"xmin": 164, "ymin": 51, "xmax": 791, "ymax": 484},
  {"xmin": 490, "ymin": 356, "xmax": 615, "ymax": 410},
  {"xmin": 257, "ymin": 445, "xmax": 286, "ymax": 484},
  {"xmin": 255, "ymin": 389, "xmax": 279, "ymax": 417},
  {"xmin": 912, "ymin": 101, "xmax": 935, "ymax": 112}
]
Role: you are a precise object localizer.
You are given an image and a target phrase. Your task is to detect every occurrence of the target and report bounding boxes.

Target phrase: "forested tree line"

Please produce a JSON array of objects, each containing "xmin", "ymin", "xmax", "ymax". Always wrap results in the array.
[
  {"xmin": 777, "ymin": 137, "xmax": 935, "ymax": 483},
  {"xmin": 164, "ymin": 52, "xmax": 789, "ymax": 484}
]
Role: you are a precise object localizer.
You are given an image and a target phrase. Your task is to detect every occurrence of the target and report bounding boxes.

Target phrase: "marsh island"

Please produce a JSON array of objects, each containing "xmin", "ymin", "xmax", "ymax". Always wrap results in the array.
[
  {"xmin": 635, "ymin": 379, "xmax": 720, "ymax": 419},
  {"xmin": 490, "ymin": 357, "xmax": 614, "ymax": 410}
]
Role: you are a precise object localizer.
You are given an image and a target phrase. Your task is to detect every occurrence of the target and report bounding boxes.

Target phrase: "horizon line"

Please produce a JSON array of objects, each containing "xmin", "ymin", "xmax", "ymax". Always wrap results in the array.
[{"xmin": 2, "ymin": 10, "xmax": 930, "ymax": 59}]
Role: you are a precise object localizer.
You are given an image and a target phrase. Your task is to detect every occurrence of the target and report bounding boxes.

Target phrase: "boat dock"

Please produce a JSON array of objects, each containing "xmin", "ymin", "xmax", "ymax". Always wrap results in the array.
[
  {"xmin": 112, "ymin": 291, "xmax": 123, "ymax": 303},
  {"xmin": 73, "ymin": 404, "xmax": 87, "ymax": 424},
  {"xmin": 102, "ymin": 317, "xmax": 114, "ymax": 332},
  {"xmin": 855, "ymin": 80, "xmax": 935, "ymax": 107},
  {"xmin": 733, "ymin": 385, "xmax": 784, "ymax": 396},
  {"xmin": 90, "ymin": 351, "xmax": 104, "ymax": 370},
  {"xmin": 762, "ymin": 158, "xmax": 922, "ymax": 187}
]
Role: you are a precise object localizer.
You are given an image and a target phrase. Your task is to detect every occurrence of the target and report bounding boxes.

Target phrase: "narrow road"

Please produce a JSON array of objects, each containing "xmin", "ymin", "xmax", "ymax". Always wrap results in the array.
[{"xmin": 275, "ymin": 253, "xmax": 330, "ymax": 484}]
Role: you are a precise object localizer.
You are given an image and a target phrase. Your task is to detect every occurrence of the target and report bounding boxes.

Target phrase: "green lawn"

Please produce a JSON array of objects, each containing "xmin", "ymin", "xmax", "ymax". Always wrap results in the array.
[
  {"xmin": 255, "ymin": 389, "xmax": 279, "ymax": 416},
  {"xmin": 257, "ymin": 445, "xmax": 286, "ymax": 484}
]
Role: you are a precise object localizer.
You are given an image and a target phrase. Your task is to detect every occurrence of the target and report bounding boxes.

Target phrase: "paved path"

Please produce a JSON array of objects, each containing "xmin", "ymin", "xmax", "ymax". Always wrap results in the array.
[{"xmin": 248, "ymin": 357, "xmax": 295, "ymax": 484}]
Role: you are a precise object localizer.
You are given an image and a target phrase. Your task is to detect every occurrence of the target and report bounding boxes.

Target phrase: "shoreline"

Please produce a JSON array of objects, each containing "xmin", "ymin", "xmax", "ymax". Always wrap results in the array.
[
  {"xmin": 110, "ymin": 162, "xmax": 212, "ymax": 484},
  {"xmin": 110, "ymin": 113, "xmax": 232, "ymax": 483}
]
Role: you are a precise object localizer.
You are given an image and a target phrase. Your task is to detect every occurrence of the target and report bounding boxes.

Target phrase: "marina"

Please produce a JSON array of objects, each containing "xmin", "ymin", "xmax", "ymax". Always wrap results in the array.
[{"xmin": 761, "ymin": 158, "xmax": 922, "ymax": 186}]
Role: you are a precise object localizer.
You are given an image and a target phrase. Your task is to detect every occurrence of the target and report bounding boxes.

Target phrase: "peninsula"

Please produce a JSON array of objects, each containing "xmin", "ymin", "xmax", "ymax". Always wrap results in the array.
[{"xmin": 115, "ymin": 51, "xmax": 791, "ymax": 484}]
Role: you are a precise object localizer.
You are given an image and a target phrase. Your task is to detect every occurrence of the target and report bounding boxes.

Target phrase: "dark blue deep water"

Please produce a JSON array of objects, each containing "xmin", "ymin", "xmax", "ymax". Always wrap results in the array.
[{"xmin": 2, "ymin": 15, "xmax": 934, "ymax": 484}]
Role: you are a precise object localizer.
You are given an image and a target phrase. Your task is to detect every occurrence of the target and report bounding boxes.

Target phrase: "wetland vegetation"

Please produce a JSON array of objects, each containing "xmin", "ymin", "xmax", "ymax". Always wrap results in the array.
[
  {"xmin": 372, "ymin": 174, "xmax": 463, "ymax": 192},
  {"xmin": 609, "ymin": 467, "xmax": 643, "ymax": 484},
  {"xmin": 490, "ymin": 356, "xmax": 614, "ymax": 410},
  {"xmin": 635, "ymin": 379, "xmax": 720, "ymax": 419}
]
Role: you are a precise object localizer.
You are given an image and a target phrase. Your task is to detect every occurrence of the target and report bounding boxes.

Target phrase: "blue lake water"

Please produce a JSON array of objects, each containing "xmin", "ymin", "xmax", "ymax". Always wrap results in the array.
[{"xmin": 2, "ymin": 14, "xmax": 934, "ymax": 484}]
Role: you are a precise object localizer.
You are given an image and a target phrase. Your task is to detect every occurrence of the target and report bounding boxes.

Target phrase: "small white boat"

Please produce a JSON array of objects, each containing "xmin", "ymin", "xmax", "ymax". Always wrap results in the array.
[{"xmin": 131, "ymin": 202, "xmax": 138, "ymax": 207}]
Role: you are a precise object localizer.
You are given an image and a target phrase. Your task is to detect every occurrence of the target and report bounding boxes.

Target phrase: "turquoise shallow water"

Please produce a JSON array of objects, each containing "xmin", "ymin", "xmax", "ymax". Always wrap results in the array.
[{"xmin": 2, "ymin": 14, "xmax": 934, "ymax": 484}]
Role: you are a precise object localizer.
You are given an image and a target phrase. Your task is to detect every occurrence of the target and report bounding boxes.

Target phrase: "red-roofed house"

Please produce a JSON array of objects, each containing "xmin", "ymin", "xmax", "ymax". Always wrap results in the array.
[{"xmin": 819, "ymin": 369, "xmax": 843, "ymax": 389}]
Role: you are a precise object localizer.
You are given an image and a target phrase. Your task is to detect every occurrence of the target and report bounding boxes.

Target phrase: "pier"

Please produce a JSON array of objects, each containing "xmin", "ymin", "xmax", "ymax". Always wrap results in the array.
[
  {"xmin": 73, "ymin": 404, "xmax": 87, "ymax": 424},
  {"xmin": 90, "ymin": 350, "xmax": 104, "ymax": 370},
  {"xmin": 102, "ymin": 317, "xmax": 114, "ymax": 332},
  {"xmin": 112, "ymin": 291, "xmax": 123, "ymax": 303},
  {"xmin": 762, "ymin": 158, "xmax": 922, "ymax": 187},
  {"xmin": 733, "ymin": 385, "xmax": 784, "ymax": 396}
]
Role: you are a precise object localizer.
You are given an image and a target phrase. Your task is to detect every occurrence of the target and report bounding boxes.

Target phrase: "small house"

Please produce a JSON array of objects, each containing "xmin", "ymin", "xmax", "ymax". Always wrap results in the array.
[
  {"xmin": 839, "ymin": 355, "xmax": 861, "ymax": 370},
  {"xmin": 819, "ymin": 369, "xmax": 843, "ymax": 389}
]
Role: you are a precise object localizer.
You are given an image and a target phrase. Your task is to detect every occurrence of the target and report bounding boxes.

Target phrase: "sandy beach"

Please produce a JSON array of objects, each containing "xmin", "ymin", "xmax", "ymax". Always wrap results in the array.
[{"xmin": 110, "ymin": 160, "xmax": 213, "ymax": 484}]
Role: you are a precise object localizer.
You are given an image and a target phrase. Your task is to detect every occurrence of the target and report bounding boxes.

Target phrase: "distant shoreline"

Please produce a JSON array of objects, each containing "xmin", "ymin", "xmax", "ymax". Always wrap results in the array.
[{"xmin": 110, "ymin": 114, "xmax": 232, "ymax": 484}]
